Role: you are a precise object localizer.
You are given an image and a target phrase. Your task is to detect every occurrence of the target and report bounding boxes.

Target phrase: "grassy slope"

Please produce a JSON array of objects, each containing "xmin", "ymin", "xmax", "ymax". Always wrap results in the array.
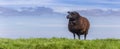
[{"xmin": 0, "ymin": 38, "xmax": 120, "ymax": 49}]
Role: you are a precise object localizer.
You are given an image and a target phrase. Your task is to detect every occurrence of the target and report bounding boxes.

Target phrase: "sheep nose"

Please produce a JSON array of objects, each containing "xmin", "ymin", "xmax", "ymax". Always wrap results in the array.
[
  {"xmin": 67, "ymin": 15, "xmax": 69, "ymax": 19},
  {"xmin": 67, "ymin": 14, "xmax": 73, "ymax": 19}
]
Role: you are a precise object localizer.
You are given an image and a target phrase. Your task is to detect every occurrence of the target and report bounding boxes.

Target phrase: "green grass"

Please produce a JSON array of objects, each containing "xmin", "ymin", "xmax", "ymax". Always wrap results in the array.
[{"xmin": 0, "ymin": 38, "xmax": 120, "ymax": 49}]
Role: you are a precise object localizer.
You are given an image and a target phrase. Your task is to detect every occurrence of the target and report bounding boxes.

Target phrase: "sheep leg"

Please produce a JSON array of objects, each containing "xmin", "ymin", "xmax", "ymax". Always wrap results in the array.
[
  {"xmin": 84, "ymin": 34, "xmax": 87, "ymax": 40},
  {"xmin": 84, "ymin": 31, "xmax": 88, "ymax": 40},
  {"xmin": 73, "ymin": 33, "xmax": 75, "ymax": 39},
  {"xmin": 77, "ymin": 34, "xmax": 80, "ymax": 40}
]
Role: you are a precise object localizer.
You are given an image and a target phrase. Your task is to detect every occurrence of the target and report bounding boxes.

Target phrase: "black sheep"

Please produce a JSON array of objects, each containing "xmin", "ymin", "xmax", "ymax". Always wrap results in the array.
[{"xmin": 66, "ymin": 11, "xmax": 90, "ymax": 40}]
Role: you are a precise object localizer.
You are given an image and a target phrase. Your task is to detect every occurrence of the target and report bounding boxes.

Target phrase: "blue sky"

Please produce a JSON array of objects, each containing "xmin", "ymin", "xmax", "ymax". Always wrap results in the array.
[
  {"xmin": 1, "ymin": 0, "xmax": 120, "ymax": 13},
  {"xmin": 0, "ymin": 0, "xmax": 120, "ymax": 39}
]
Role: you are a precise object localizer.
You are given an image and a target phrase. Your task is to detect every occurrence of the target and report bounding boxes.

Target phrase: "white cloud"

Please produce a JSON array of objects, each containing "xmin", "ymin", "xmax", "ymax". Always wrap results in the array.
[
  {"xmin": 83, "ymin": 0, "xmax": 120, "ymax": 4},
  {"xmin": 92, "ymin": 25, "xmax": 120, "ymax": 28},
  {"xmin": 16, "ymin": 23, "xmax": 66, "ymax": 28},
  {"xmin": 0, "ymin": 0, "xmax": 55, "ymax": 6},
  {"xmin": 1, "ymin": 0, "xmax": 120, "ymax": 14},
  {"xmin": 37, "ymin": 24, "xmax": 66, "ymax": 27}
]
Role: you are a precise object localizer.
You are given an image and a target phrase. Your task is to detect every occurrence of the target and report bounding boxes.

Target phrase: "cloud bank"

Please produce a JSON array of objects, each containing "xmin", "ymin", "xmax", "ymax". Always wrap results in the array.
[
  {"xmin": 0, "ymin": 7, "xmax": 61, "ymax": 16},
  {"xmin": 0, "ymin": 7, "xmax": 120, "ymax": 17},
  {"xmin": 78, "ymin": 9, "xmax": 120, "ymax": 16}
]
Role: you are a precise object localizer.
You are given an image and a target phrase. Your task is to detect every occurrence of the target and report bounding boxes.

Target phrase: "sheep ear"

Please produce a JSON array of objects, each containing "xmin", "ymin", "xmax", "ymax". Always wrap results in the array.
[{"xmin": 67, "ymin": 11, "xmax": 70, "ymax": 14}]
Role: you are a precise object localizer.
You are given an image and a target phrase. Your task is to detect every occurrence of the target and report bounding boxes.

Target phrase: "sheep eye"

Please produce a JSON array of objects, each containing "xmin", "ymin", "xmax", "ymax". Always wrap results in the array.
[{"xmin": 71, "ymin": 13, "xmax": 75, "ymax": 15}]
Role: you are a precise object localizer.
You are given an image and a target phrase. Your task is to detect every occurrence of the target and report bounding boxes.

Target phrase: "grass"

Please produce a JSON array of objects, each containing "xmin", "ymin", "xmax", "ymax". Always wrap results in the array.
[{"xmin": 0, "ymin": 38, "xmax": 120, "ymax": 49}]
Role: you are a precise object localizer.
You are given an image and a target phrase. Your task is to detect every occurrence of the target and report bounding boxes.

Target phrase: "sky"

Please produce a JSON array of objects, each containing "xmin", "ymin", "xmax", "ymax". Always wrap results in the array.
[
  {"xmin": 1, "ymin": 0, "xmax": 120, "ymax": 13},
  {"xmin": 0, "ymin": 0, "xmax": 120, "ymax": 39}
]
